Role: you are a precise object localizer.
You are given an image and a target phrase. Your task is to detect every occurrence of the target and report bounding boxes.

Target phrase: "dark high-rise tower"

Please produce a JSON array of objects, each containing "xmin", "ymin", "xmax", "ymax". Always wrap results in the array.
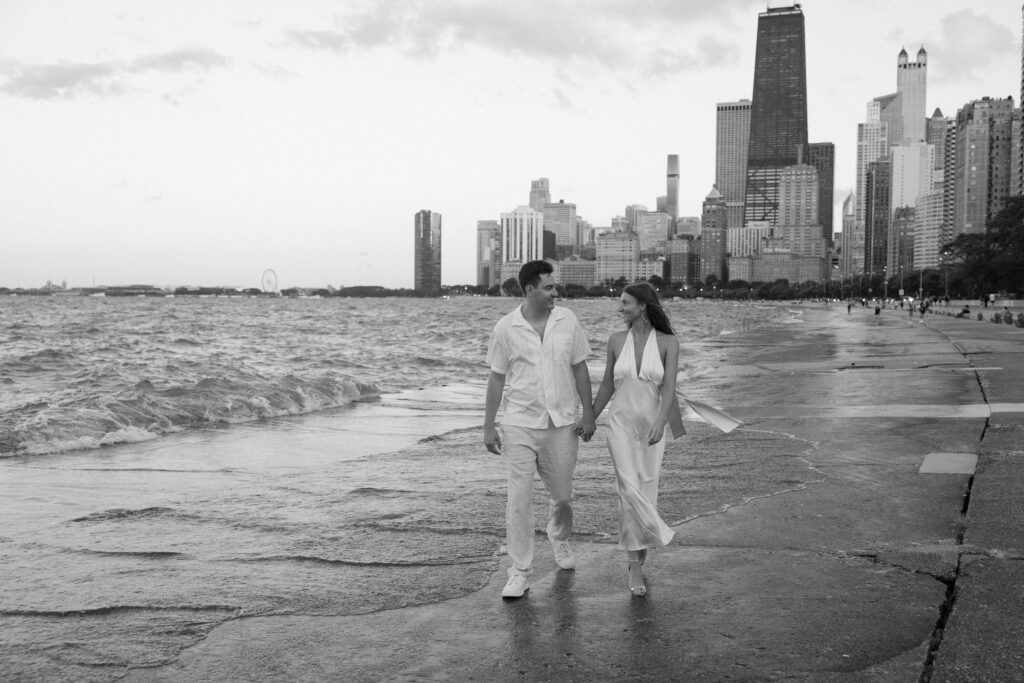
[
  {"xmin": 806, "ymin": 142, "xmax": 835, "ymax": 243},
  {"xmin": 414, "ymin": 210, "xmax": 442, "ymax": 294},
  {"xmin": 864, "ymin": 160, "xmax": 891, "ymax": 278},
  {"xmin": 743, "ymin": 4, "xmax": 808, "ymax": 226},
  {"xmin": 666, "ymin": 154, "xmax": 680, "ymax": 222}
]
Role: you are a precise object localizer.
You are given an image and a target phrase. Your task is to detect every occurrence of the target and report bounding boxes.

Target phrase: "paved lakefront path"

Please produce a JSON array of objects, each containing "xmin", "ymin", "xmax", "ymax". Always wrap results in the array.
[
  {"xmin": 128, "ymin": 305, "xmax": 1024, "ymax": 681},
  {"xmin": 11, "ymin": 304, "xmax": 1024, "ymax": 682}
]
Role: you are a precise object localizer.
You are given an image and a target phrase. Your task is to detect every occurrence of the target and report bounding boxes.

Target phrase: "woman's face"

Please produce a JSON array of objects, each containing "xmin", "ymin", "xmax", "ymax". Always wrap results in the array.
[{"xmin": 618, "ymin": 292, "xmax": 645, "ymax": 326}]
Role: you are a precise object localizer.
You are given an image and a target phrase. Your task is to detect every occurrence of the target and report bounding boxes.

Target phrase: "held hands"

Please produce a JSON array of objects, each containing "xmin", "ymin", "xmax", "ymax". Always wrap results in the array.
[{"xmin": 574, "ymin": 414, "xmax": 596, "ymax": 443}]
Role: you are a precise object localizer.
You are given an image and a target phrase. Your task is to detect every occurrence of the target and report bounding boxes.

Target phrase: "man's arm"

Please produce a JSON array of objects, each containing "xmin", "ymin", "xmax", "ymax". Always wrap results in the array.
[
  {"xmin": 484, "ymin": 370, "xmax": 506, "ymax": 454},
  {"xmin": 572, "ymin": 361, "xmax": 595, "ymax": 441}
]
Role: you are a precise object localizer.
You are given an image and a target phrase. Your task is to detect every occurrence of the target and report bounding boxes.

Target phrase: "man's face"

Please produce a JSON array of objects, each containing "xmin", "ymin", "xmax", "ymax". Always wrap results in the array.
[{"xmin": 527, "ymin": 273, "xmax": 558, "ymax": 310}]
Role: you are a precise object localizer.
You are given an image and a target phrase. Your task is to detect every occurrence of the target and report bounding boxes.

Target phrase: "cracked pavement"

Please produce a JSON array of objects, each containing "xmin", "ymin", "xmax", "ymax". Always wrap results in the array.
[{"xmin": 113, "ymin": 305, "xmax": 1024, "ymax": 682}]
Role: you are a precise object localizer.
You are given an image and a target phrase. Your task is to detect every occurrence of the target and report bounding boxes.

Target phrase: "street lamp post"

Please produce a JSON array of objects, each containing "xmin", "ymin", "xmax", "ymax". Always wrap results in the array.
[{"xmin": 941, "ymin": 251, "xmax": 951, "ymax": 300}]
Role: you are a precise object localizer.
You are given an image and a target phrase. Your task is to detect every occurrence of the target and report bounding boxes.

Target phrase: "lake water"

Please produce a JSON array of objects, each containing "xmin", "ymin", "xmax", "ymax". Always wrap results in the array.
[{"xmin": 0, "ymin": 295, "xmax": 796, "ymax": 680}]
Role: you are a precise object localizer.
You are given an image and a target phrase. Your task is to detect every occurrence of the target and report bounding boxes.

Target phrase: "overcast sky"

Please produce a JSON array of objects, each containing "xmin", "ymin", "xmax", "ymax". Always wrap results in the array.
[{"xmin": 1, "ymin": 0, "xmax": 1018, "ymax": 289}]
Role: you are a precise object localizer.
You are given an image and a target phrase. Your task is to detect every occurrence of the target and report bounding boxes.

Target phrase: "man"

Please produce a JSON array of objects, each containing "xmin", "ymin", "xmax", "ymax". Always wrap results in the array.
[{"xmin": 484, "ymin": 260, "xmax": 595, "ymax": 599}]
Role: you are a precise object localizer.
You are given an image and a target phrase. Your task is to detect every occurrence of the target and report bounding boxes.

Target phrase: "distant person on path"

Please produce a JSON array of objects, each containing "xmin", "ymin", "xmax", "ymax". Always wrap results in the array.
[
  {"xmin": 484, "ymin": 260, "xmax": 595, "ymax": 599},
  {"xmin": 591, "ymin": 283, "xmax": 683, "ymax": 597}
]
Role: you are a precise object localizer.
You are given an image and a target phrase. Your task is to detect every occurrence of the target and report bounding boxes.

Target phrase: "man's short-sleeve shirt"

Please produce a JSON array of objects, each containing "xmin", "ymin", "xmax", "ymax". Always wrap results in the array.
[{"xmin": 487, "ymin": 305, "xmax": 591, "ymax": 429}]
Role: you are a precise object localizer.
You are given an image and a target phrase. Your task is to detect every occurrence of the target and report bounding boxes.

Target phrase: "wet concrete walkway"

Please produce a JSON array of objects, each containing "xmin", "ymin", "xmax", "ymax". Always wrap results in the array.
[{"xmin": 124, "ymin": 305, "xmax": 1024, "ymax": 682}]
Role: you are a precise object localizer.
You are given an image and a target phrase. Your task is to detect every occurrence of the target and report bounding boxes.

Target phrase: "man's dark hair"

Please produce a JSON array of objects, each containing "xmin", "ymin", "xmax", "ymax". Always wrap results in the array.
[{"xmin": 518, "ymin": 260, "xmax": 553, "ymax": 294}]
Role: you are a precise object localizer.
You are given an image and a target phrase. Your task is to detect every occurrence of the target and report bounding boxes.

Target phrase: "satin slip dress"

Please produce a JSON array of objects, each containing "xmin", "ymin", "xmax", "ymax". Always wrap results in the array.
[{"xmin": 606, "ymin": 328, "xmax": 676, "ymax": 551}]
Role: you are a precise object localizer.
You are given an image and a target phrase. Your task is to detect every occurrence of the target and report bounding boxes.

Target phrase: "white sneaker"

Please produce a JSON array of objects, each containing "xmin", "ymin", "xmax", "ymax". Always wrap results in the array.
[
  {"xmin": 551, "ymin": 538, "xmax": 576, "ymax": 570},
  {"xmin": 502, "ymin": 570, "xmax": 530, "ymax": 598}
]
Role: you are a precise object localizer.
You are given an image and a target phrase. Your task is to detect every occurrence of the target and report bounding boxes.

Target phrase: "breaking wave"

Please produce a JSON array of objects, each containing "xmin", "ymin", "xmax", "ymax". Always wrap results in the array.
[{"xmin": 1, "ymin": 372, "xmax": 377, "ymax": 456}]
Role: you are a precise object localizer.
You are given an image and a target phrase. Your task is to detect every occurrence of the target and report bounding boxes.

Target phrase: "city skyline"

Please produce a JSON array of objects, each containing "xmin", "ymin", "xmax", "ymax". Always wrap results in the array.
[{"xmin": 0, "ymin": 1, "xmax": 1019, "ymax": 289}]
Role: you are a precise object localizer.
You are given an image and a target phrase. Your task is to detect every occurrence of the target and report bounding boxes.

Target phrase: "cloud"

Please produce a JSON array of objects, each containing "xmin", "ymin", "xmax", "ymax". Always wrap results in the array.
[
  {"xmin": 0, "ymin": 48, "xmax": 230, "ymax": 100},
  {"xmin": 284, "ymin": 30, "xmax": 353, "ymax": 53},
  {"xmin": 283, "ymin": 0, "xmax": 758, "ymax": 79},
  {"xmin": 929, "ymin": 10, "xmax": 1015, "ymax": 84},
  {"xmin": 130, "ymin": 48, "xmax": 230, "ymax": 73},
  {"xmin": 0, "ymin": 60, "xmax": 122, "ymax": 99}
]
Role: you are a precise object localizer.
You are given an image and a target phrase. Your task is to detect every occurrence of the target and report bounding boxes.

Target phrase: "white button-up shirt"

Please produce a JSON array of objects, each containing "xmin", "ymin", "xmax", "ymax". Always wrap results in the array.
[{"xmin": 487, "ymin": 305, "xmax": 591, "ymax": 429}]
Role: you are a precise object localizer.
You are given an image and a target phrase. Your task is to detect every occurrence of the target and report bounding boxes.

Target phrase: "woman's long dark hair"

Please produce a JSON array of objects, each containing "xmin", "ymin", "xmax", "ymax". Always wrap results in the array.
[{"xmin": 623, "ymin": 283, "xmax": 674, "ymax": 335}]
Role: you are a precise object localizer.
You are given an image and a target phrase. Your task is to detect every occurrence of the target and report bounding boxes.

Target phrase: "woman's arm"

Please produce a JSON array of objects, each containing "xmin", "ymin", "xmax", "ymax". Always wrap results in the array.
[
  {"xmin": 591, "ymin": 333, "xmax": 621, "ymax": 420},
  {"xmin": 647, "ymin": 333, "xmax": 680, "ymax": 444}
]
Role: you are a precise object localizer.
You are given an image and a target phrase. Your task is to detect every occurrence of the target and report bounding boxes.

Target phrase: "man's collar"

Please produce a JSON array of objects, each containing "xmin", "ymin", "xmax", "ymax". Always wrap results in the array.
[{"xmin": 512, "ymin": 304, "xmax": 565, "ymax": 326}]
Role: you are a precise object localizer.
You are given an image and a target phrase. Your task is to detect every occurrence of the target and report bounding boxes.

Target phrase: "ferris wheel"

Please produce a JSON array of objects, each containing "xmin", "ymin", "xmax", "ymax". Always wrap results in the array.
[{"xmin": 261, "ymin": 269, "xmax": 278, "ymax": 294}]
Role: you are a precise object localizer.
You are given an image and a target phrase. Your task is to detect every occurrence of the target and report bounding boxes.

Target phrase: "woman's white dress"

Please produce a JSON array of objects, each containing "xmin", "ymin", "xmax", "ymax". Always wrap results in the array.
[{"xmin": 606, "ymin": 328, "xmax": 676, "ymax": 551}]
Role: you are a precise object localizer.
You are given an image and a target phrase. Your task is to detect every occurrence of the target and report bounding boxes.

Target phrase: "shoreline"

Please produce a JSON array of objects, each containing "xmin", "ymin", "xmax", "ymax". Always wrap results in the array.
[
  {"xmin": 118, "ymin": 305, "xmax": 1022, "ymax": 681},
  {"xmin": 6, "ymin": 305, "xmax": 1023, "ymax": 681}
]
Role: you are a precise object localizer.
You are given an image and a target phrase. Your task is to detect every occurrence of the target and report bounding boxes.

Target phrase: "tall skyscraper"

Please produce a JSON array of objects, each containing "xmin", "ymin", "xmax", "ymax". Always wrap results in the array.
[
  {"xmin": 941, "ymin": 120, "xmax": 958, "ymax": 248},
  {"xmin": 777, "ymin": 155, "xmax": 819, "ymax": 229},
  {"xmin": 853, "ymin": 96, "xmax": 895, "ymax": 275},
  {"xmin": 864, "ymin": 160, "xmax": 891, "ymax": 278},
  {"xmin": 852, "ymin": 47, "xmax": 927, "ymax": 277},
  {"xmin": 575, "ymin": 216, "xmax": 593, "ymax": 254},
  {"xmin": 413, "ymin": 210, "xmax": 442, "ymax": 294},
  {"xmin": 889, "ymin": 206, "xmax": 916, "ymax": 282},
  {"xmin": 953, "ymin": 97, "xmax": 1016, "ymax": 236},
  {"xmin": 805, "ymin": 143, "xmax": 835, "ymax": 241},
  {"xmin": 596, "ymin": 231, "xmax": 641, "ymax": 284},
  {"xmin": 529, "ymin": 178, "xmax": 550, "ymax": 212},
  {"xmin": 776, "ymin": 153, "xmax": 829, "ymax": 263},
  {"xmin": 927, "ymin": 109, "xmax": 951, "ymax": 191},
  {"xmin": 837, "ymin": 192, "xmax": 857, "ymax": 278},
  {"xmin": 743, "ymin": 5, "xmax": 808, "ymax": 226},
  {"xmin": 666, "ymin": 154, "xmax": 680, "ymax": 221},
  {"xmin": 500, "ymin": 206, "xmax": 543, "ymax": 265},
  {"xmin": 543, "ymin": 199, "xmax": 577, "ymax": 258},
  {"xmin": 636, "ymin": 211, "xmax": 672, "ymax": 257},
  {"xmin": 897, "ymin": 47, "xmax": 928, "ymax": 144},
  {"xmin": 885, "ymin": 46, "xmax": 932, "ymax": 279},
  {"xmin": 890, "ymin": 143, "xmax": 935, "ymax": 214},
  {"xmin": 716, "ymin": 99, "xmax": 751, "ymax": 230},
  {"xmin": 699, "ymin": 186, "xmax": 728, "ymax": 284},
  {"xmin": 913, "ymin": 191, "xmax": 943, "ymax": 269},
  {"xmin": 668, "ymin": 237, "xmax": 699, "ymax": 286},
  {"xmin": 476, "ymin": 220, "xmax": 500, "ymax": 288}
]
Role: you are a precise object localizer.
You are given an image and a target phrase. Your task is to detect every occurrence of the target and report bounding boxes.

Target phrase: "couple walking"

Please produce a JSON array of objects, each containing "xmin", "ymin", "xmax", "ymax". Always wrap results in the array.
[{"xmin": 484, "ymin": 260, "xmax": 682, "ymax": 599}]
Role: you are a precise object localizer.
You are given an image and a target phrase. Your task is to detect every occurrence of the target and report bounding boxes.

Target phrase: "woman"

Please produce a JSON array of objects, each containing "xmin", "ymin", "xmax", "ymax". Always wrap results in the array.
[{"xmin": 591, "ymin": 283, "xmax": 681, "ymax": 597}]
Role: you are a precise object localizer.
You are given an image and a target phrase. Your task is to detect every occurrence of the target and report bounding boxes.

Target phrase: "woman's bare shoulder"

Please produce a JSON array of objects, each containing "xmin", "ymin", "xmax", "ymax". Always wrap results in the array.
[
  {"xmin": 607, "ymin": 329, "xmax": 628, "ymax": 349},
  {"xmin": 655, "ymin": 330, "xmax": 680, "ymax": 349}
]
